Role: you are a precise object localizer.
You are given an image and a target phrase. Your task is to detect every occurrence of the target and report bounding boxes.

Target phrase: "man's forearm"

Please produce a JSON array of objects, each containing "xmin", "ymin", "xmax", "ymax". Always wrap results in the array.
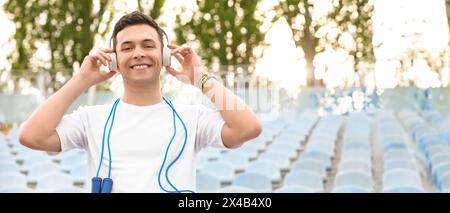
[
  {"xmin": 20, "ymin": 75, "xmax": 92, "ymax": 142},
  {"xmin": 202, "ymin": 78, "xmax": 261, "ymax": 146}
]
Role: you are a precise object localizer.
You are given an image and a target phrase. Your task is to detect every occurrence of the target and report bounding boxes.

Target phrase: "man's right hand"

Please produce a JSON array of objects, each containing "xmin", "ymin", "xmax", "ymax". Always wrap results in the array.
[
  {"xmin": 19, "ymin": 48, "xmax": 118, "ymax": 152},
  {"xmin": 77, "ymin": 48, "xmax": 117, "ymax": 87}
]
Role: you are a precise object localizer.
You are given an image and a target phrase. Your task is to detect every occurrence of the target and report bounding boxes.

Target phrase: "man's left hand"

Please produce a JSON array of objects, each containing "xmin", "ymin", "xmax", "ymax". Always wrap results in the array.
[{"xmin": 165, "ymin": 44, "xmax": 207, "ymax": 87}]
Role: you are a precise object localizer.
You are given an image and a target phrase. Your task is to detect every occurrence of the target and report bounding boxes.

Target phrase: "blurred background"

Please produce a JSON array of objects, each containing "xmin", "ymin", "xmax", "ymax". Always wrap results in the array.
[
  {"xmin": 0, "ymin": 0, "xmax": 449, "ymax": 121},
  {"xmin": 1, "ymin": 0, "xmax": 450, "ymax": 193}
]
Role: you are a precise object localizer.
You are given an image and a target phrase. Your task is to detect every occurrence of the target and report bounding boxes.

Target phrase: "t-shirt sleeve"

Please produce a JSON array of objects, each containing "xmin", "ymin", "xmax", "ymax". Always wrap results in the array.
[
  {"xmin": 195, "ymin": 105, "xmax": 226, "ymax": 152},
  {"xmin": 55, "ymin": 106, "xmax": 88, "ymax": 152}
]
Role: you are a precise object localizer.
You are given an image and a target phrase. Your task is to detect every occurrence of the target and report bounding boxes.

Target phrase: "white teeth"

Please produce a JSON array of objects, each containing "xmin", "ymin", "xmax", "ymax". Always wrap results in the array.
[{"xmin": 132, "ymin": 65, "xmax": 150, "ymax": 69}]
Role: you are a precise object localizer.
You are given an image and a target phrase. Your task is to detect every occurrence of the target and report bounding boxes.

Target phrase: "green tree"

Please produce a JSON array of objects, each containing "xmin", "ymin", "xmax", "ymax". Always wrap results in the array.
[
  {"xmin": 275, "ymin": 0, "xmax": 319, "ymax": 86},
  {"xmin": 447, "ymin": 0, "xmax": 450, "ymax": 36},
  {"xmin": 174, "ymin": 0, "xmax": 264, "ymax": 79},
  {"xmin": 4, "ymin": 0, "xmax": 114, "ymax": 92},
  {"xmin": 325, "ymin": 0, "xmax": 375, "ymax": 87},
  {"xmin": 446, "ymin": 0, "xmax": 450, "ymax": 74},
  {"xmin": 137, "ymin": 0, "xmax": 165, "ymax": 20},
  {"xmin": 275, "ymin": 0, "xmax": 375, "ymax": 87}
]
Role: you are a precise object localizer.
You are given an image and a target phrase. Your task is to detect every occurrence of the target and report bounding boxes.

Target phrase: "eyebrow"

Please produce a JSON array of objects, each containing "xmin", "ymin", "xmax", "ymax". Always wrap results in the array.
[{"xmin": 120, "ymin": 39, "xmax": 156, "ymax": 46}]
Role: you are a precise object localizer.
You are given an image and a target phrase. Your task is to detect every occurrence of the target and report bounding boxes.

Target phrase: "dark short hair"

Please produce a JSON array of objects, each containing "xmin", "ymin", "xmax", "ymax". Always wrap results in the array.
[{"xmin": 111, "ymin": 11, "xmax": 164, "ymax": 51}]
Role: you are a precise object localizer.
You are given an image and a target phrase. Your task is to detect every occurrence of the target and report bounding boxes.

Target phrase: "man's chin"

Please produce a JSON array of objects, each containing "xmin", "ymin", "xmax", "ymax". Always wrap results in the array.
[{"xmin": 125, "ymin": 77, "xmax": 159, "ymax": 87}]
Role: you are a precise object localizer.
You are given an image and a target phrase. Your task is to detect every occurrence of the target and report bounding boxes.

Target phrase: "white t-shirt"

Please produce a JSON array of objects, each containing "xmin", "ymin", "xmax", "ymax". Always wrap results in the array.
[{"xmin": 55, "ymin": 99, "xmax": 226, "ymax": 193}]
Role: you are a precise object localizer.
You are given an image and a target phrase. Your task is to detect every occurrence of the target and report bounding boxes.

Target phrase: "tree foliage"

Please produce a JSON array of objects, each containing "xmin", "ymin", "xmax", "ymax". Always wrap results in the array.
[
  {"xmin": 174, "ymin": 0, "xmax": 264, "ymax": 76},
  {"xmin": 4, "ymin": 0, "xmax": 114, "ymax": 92},
  {"xmin": 275, "ymin": 0, "xmax": 375, "ymax": 86},
  {"xmin": 325, "ymin": 0, "xmax": 375, "ymax": 74},
  {"xmin": 4, "ymin": 0, "xmax": 167, "ymax": 93},
  {"xmin": 275, "ymin": 0, "xmax": 319, "ymax": 86},
  {"xmin": 446, "ymin": 0, "xmax": 450, "ymax": 72},
  {"xmin": 137, "ymin": 0, "xmax": 165, "ymax": 20}
]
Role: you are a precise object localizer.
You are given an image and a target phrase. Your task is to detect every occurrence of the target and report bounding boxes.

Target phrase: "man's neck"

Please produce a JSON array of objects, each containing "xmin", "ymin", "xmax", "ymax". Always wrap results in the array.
[{"xmin": 122, "ymin": 83, "xmax": 163, "ymax": 106}]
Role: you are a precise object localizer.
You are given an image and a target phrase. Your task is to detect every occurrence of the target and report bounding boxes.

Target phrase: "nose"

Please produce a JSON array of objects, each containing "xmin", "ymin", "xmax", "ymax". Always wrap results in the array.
[{"xmin": 133, "ymin": 49, "xmax": 145, "ymax": 59}]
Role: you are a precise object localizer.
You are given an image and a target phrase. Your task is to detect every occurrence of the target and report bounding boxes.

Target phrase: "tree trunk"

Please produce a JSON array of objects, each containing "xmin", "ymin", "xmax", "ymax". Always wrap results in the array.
[
  {"xmin": 137, "ymin": 0, "xmax": 143, "ymax": 12},
  {"xmin": 301, "ymin": 3, "xmax": 318, "ymax": 87},
  {"xmin": 303, "ymin": 45, "xmax": 316, "ymax": 86},
  {"xmin": 447, "ymin": 0, "xmax": 450, "ymax": 28},
  {"xmin": 441, "ymin": 0, "xmax": 450, "ymax": 84},
  {"xmin": 446, "ymin": 0, "xmax": 450, "ymax": 76}
]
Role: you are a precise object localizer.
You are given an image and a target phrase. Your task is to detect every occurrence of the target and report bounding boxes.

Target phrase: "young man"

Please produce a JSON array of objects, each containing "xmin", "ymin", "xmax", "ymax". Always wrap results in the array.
[{"xmin": 19, "ymin": 11, "xmax": 261, "ymax": 192}]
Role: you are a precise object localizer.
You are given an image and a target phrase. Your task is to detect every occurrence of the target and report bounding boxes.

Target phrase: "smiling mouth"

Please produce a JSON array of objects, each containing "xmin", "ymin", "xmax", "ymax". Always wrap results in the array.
[{"xmin": 129, "ymin": 64, "xmax": 153, "ymax": 70}]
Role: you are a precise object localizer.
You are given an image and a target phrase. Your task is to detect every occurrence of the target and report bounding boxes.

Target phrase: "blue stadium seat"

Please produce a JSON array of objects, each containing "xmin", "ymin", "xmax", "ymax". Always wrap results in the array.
[
  {"xmin": 59, "ymin": 153, "xmax": 86, "ymax": 169},
  {"xmin": 218, "ymin": 152, "xmax": 249, "ymax": 172},
  {"xmin": 0, "ymin": 151, "xmax": 15, "ymax": 161},
  {"xmin": 197, "ymin": 148, "xmax": 223, "ymax": 161},
  {"xmin": 199, "ymin": 161, "xmax": 234, "ymax": 184},
  {"xmin": 67, "ymin": 163, "xmax": 87, "ymax": 184},
  {"xmin": 438, "ymin": 172, "xmax": 450, "ymax": 192},
  {"xmin": 12, "ymin": 145, "xmax": 40, "ymax": 158},
  {"xmin": 245, "ymin": 159, "xmax": 282, "ymax": 183},
  {"xmin": 384, "ymin": 160, "xmax": 419, "ymax": 172},
  {"xmin": 284, "ymin": 171, "xmax": 324, "ymax": 192},
  {"xmin": 425, "ymin": 146, "xmax": 450, "ymax": 160},
  {"xmin": 0, "ymin": 186, "xmax": 33, "ymax": 193},
  {"xmin": 291, "ymin": 159, "xmax": 327, "ymax": 178},
  {"xmin": 384, "ymin": 150, "xmax": 413, "ymax": 161},
  {"xmin": 334, "ymin": 171, "xmax": 373, "ymax": 191},
  {"xmin": 383, "ymin": 169, "xmax": 423, "ymax": 192},
  {"xmin": 195, "ymin": 154, "xmax": 208, "ymax": 171},
  {"xmin": 383, "ymin": 143, "xmax": 408, "ymax": 152},
  {"xmin": 306, "ymin": 143, "xmax": 335, "ymax": 157},
  {"xmin": 258, "ymin": 151, "xmax": 291, "ymax": 171},
  {"xmin": 232, "ymin": 173, "xmax": 272, "ymax": 193},
  {"xmin": 430, "ymin": 154, "xmax": 450, "ymax": 172},
  {"xmin": 274, "ymin": 185, "xmax": 314, "ymax": 193},
  {"xmin": 35, "ymin": 172, "xmax": 75, "ymax": 192},
  {"xmin": 21, "ymin": 154, "xmax": 53, "ymax": 168},
  {"xmin": 332, "ymin": 185, "xmax": 372, "ymax": 193},
  {"xmin": 234, "ymin": 142, "xmax": 263, "ymax": 159},
  {"xmin": 299, "ymin": 151, "xmax": 332, "ymax": 169},
  {"xmin": 384, "ymin": 186, "xmax": 425, "ymax": 193},
  {"xmin": 217, "ymin": 185, "xmax": 255, "ymax": 193},
  {"xmin": 266, "ymin": 143, "xmax": 298, "ymax": 160},
  {"xmin": 26, "ymin": 162, "xmax": 62, "ymax": 182},
  {"xmin": 338, "ymin": 161, "xmax": 371, "ymax": 174},
  {"xmin": 343, "ymin": 142, "xmax": 371, "ymax": 153},
  {"xmin": 418, "ymin": 134, "xmax": 449, "ymax": 151},
  {"xmin": 0, "ymin": 171, "xmax": 27, "ymax": 190},
  {"xmin": 196, "ymin": 173, "xmax": 220, "ymax": 193},
  {"xmin": 0, "ymin": 162, "xmax": 21, "ymax": 174},
  {"xmin": 52, "ymin": 187, "xmax": 87, "ymax": 193},
  {"xmin": 433, "ymin": 162, "xmax": 450, "ymax": 184},
  {"xmin": 340, "ymin": 150, "xmax": 371, "ymax": 163}
]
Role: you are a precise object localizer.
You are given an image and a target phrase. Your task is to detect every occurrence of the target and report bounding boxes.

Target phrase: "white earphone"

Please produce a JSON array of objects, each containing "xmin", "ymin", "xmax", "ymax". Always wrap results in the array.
[{"xmin": 108, "ymin": 28, "xmax": 171, "ymax": 71}]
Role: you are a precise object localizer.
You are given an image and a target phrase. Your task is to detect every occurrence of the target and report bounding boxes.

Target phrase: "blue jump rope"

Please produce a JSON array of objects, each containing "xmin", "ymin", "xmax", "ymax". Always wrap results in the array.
[{"xmin": 91, "ymin": 97, "xmax": 194, "ymax": 193}]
